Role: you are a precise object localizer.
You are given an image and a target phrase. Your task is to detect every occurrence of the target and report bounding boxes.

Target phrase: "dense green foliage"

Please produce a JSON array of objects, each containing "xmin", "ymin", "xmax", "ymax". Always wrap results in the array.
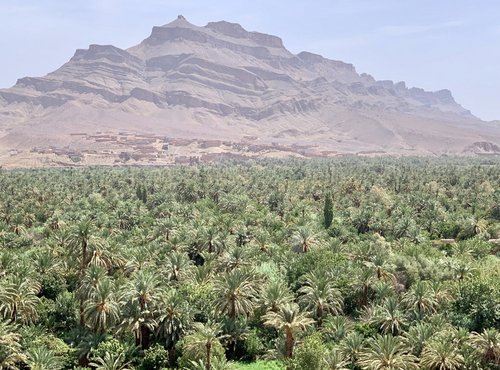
[
  {"xmin": 0, "ymin": 157, "xmax": 499, "ymax": 370},
  {"xmin": 323, "ymin": 192, "xmax": 334, "ymax": 229}
]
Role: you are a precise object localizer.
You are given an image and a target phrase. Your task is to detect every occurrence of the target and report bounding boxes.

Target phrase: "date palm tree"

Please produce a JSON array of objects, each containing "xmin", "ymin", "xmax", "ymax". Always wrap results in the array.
[
  {"xmin": 224, "ymin": 247, "xmax": 249, "ymax": 271},
  {"xmin": 31, "ymin": 248, "xmax": 62, "ymax": 276},
  {"xmin": 324, "ymin": 348, "xmax": 349, "ymax": 370},
  {"xmin": 69, "ymin": 218, "xmax": 104, "ymax": 326},
  {"xmin": 369, "ymin": 297, "xmax": 408, "ymax": 336},
  {"xmin": 428, "ymin": 281, "xmax": 452, "ymax": 307},
  {"xmin": 340, "ymin": 332, "xmax": 364, "ymax": 368},
  {"xmin": 0, "ymin": 275, "xmax": 40, "ymax": 324},
  {"xmin": 404, "ymin": 322, "xmax": 436, "ymax": 357},
  {"xmin": 165, "ymin": 251, "xmax": 193, "ymax": 282},
  {"xmin": 356, "ymin": 267, "xmax": 378, "ymax": 308},
  {"xmin": 358, "ymin": 334, "xmax": 418, "ymax": 370},
  {"xmin": 47, "ymin": 211, "xmax": 65, "ymax": 231},
  {"xmin": 201, "ymin": 225, "xmax": 226, "ymax": 254},
  {"xmin": 26, "ymin": 346, "xmax": 63, "ymax": 370},
  {"xmin": 88, "ymin": 241, "xmax": 124, "ymax": 271},
  {"xmin": 0, "ymin": 250, "xmax": 16, "ymax": 277},
  {"xmin": 458, "ymin": 217, "xmax": 488, "ymax": 239},
  {"xmin": 22, "ymin": 212, "xmax": 35, "ymax": 228},
  {"xmin": 373, "ymin": 281, "xmax": 397, "ymax": 303},
  {"xmin": 258, "ymin": 278, "xmax": 294, "ymax": 313},
  {"xmin": 363, "ymin": 254, "xmax": 396, "ymax": 283},
  {"xmin": 420, "ymin": 335, "xmax": 464, "ymax": 370},
  {"xmin": 263, "ymin": 303, "xmax": 314, "ymax": 361},
  {"xmin": 189, "ymin": 262, "xmax": 216, "ymax": 286},
  {"xmin": 68, "ymin": 218, "xmax": 95, "ymax": 273},
  {"xmin": 470, "ymin": 328, "xmax": 500, "ymax": 366},
  {"xmin": 164, "ymin": 233, "xmax": 190, "ymax": 254},
  {"xmin": 298, "ymin": 270, "xmax": 343, "ymax": 326},
  {"xmin": 84, "ymin": 277, "xmax": 120, "ymax": 334},
  {"xmin": 120, "ymin": 269, "xmax": 164, "ymax": 349},
  {"xmin": 50, "ymin": 227, "xmax": 72, "ymax": 261},
  {"xmin": 156, "ymin": 218, "xmax": 177, "ymax": 241},
  {"xmin": 321, "ymin": 316, "xmax": 352, "ymax": 342},
  {"xmin": 10, "ymin": 214, "xmax": 26, "ymax": 236},
  {"xmin": 68, "ymin": 328, "xmax": 105, "ymax": 367},
  {"xmin": 291, "ymin": 226, "xmax": 320, "ymax": 253},
  {"xmin": 124, "ymin": 248, "xmax": 155, "ymax": 274},
  {"xmin": 221, "ymin": 317, "xmax": 249, "ymax": 360},
  {"xmin": 157, "ymin": 289, "xmax": 194, "ymax": 361},
  {"xmin": 182, "ymin": 322, "xmax": 226, "ymax": 370},
  {"xmin": 253, "ymin": 231, "xmax": 270, "ymax": 252},
  {"xmin": 76, "ymin": 265, "xmax": 107, "ymax": 319},
  {"xmin": 213, "ymin": 268, "xmax": 257, "ymax": 319},
  {"xmin": 89, "ymin": 352, "xmax": 130, "ymax": 370},
  {"xmin": 0, "ymin": 320, "xmax": 26, "ymax": 370},
  {"xmin": 401, "ymin": 280, "xmax": 438, "ymax": 319}
]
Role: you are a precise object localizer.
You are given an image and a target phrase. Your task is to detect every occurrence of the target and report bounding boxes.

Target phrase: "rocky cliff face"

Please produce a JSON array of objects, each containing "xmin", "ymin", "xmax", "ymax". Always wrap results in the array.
[{"xmin": 0, "ymin": 15, "xmax": 499, "ymax": 167}]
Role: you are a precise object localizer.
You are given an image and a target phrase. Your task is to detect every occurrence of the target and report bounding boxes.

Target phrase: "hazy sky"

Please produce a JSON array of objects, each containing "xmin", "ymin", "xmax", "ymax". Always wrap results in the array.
[{"xmin": 1, "ymin": 0, "xmax": 499, "ymax": 120}]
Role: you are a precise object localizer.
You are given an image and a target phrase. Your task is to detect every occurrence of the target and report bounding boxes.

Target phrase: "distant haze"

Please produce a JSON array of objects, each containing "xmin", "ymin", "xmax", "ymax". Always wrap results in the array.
[{"xmin": 0, "ymin": 0, "xmax": 499, "ymax": 121}]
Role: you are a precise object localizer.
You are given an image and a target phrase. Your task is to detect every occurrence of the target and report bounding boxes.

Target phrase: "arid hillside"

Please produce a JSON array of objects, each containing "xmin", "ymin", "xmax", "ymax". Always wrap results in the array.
[{"xmin": 0, "ymin": 15, "xmax": 499, "ymax": 167}]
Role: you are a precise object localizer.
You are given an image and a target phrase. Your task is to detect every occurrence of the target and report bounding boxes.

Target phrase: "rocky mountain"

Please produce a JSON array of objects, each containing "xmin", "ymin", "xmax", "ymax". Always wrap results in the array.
[{"xmin": 0, "ymin": 15, "xmax": 499, "ymax": 167}]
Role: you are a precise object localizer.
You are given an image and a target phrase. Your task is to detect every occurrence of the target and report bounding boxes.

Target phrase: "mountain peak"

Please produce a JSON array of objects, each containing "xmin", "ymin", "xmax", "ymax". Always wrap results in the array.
[{"xmin": 161, "ymin": 14, "xmax": 196, "ymax": 28}]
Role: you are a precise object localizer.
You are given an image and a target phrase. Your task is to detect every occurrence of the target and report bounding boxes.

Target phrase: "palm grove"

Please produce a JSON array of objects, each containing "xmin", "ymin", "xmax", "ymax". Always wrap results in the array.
[{"xmin": 0, "ymin": 157, "xmax": 499, "ymax": 370}]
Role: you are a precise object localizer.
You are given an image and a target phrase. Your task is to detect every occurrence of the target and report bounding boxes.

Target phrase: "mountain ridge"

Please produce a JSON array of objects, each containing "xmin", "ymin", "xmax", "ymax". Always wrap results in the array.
[{"xmin": 0, "ymin": 15, "xmax": 499, "ymax": 168}]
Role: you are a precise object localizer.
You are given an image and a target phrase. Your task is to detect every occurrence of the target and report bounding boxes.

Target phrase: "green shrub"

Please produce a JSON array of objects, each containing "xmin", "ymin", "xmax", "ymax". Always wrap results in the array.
[
  {"xmin": 53, "ymin": 291, "xmax": 77, "ymax": 330},
  {"xmin": 289, "ymin": 333, "xmax": 327, "ymax": 370},
  {"xmin": 141, "ymin": 344, "xmax": 169, "ymax": 370},
  {"xmin": 91, "ymin": 338, "xmax": 128, "ymax": 361},
  {"xmin": 243, "ymin": 330, "xmax": 265, "ymax": 361},
  {"xmin": 40, "ymin": 272, "xmax": 67, "ymax": 300},
  {"xmin": 451, "ymin": 278, "xmax": 500, "ymax": 331}
]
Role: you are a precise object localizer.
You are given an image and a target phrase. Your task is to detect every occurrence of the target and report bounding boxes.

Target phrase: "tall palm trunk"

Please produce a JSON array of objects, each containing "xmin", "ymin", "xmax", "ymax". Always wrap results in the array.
[
  {"xmin": 285, "ymin": 329, "xmax": 294, "ymax": 370},
  {"xmin": 168, "ymin": 347, "xmax": 178, "ymax": 368},
  {"xmin": 78, "ymin": 354, "xmax": 90, "ymax": 367},
  {"xmin": 302, "ymin": 241, "xmax": 309, "ymax": 253},
  {"xmin": 79, "ymin": 299, "xmax": 85, "ymax": 327},
  {"xmin": 316, "ymin": 305, "xmax": 324, "ymax": 327},
  {"xmin": 140, "ymin": 325, "xmax": 150, "ymax": 350},
  {"xmin": 139, "ymin": 298, "xmax": 150, "ymax": 349},
  {"xmin": 230, "ymin": 298, "xmax": 236, "ymax": 320},
  {"xmin": 79, "ymin": 239, "xmax": 88, "ymax": 327},
  {"xmin": 285, "ymin": 328, "xmax": 294, "ymax": 358},
  {"xmin": 80, "ymin": 239, "xmax": 88, "ymax": 274},
  {"xmin": 206, "ymin": 342, "xmax": 212, "ymax": 370},
  {"xmin": 362, "ymin": 284, "xmax": 369, "ymax": 307}
]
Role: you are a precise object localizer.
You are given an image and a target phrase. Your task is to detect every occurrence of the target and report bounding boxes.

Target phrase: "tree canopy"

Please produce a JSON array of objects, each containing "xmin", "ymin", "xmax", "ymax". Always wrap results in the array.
[{"xmin": 0, "ymin": 157, "xmax": 498, "ymax": 369}]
